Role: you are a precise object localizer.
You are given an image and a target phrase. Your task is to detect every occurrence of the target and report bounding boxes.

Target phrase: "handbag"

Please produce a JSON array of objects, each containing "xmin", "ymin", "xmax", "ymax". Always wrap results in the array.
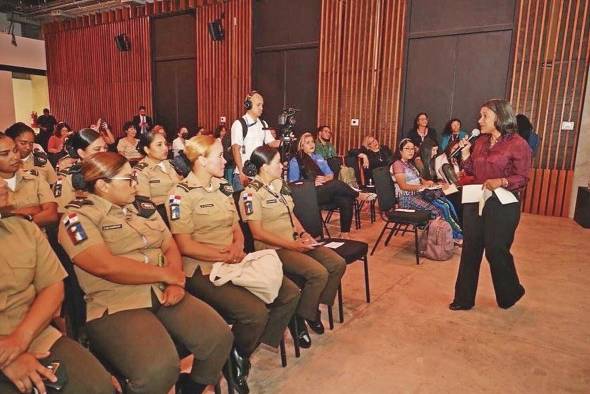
[{"xmin": 209, "ymin": 249, "xmax": 284, "ymax": 303}]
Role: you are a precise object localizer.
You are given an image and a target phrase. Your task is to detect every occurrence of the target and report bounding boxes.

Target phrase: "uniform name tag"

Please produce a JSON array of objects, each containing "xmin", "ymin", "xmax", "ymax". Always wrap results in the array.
[
  {"xmin": 200, "ymin": 203, "xmax": 214, "ymax": 208},
  {"xmin": 149, "ymin": 180, "xmax": 161, "ymax": 183},
  {"xmin": 266, "ymin": 199, "xmax": 277, "ymax": 203},
  {"xmin": 102, "ymin": 224, "xmax": 123, "ymax": 231}
]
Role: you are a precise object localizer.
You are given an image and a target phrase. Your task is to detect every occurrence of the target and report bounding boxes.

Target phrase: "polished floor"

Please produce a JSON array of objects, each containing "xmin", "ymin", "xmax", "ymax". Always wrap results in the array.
[{"xmin": 235, "ymin": 211, "xmax": 590, "ymax": 394}]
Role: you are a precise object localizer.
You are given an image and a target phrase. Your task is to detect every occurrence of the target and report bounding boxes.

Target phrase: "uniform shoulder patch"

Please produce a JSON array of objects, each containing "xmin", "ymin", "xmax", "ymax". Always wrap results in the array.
[
  {"xmin": 65, "ymin": 199, "xmax": 94, "ymax": 209},
  {"xmin": 62, "ymin": 212, "xmax": 88, "ymax": 245},
  {"xmin": 134, "ymin": 162, "xmax": 149, "ymax": 172},
  {"xmin": 280, "ymin": 183, "xmax": 292, "ymax": 196},
  {"xmin": 133, "ymin": 196, "xmax": 156, "ymax": 218},
  {"xmin": 219, "ymin": 182, "xmax": 234, "ymax": 196},
  {"xmin": 33, "ymin": 152, "xmax": 48, "ymax": 167},
  {"xmin": 249, "ymin": 179, "xmax": 263, "ymax": 191},
  {"xmin": 168, "ymin": 194, "xmax": 182, "ymax": 221},
  {"xmin": 28, "ymin": 169, "xmax": 39, "ymax": 177}
]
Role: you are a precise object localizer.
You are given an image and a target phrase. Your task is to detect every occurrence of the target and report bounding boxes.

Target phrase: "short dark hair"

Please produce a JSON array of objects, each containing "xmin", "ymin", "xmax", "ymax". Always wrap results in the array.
[
  {"xmin": 55, "ymin": 122, "xmax": 71, "ymax": 137},
  {"xmin": 516, "ymin": 114, "xmax": 533, "ymax": 140},
  {"xmin": 123, "ymin": 121, "xmax": 136, "ymax": 133},
  {"xmin": 5, "ymin": 122, "xmax": 35, "ymax": 139},
  {"xmin": 137, "ymin": 129, "xmax": 164, "ymax": 155},
  {"xmin": 442, "ymin": 118, "xmax": 462, "ymax": 136},
  {"xmin": 43, "ymin": 108, "xmax": 50, "ymax": 114},
  {"xmin": 214, "ymin": 125, "xmax": 226, "ymax": 138},
  {"xmin": 139, "ymin": 105, "xmax": 146, "ymax": 111},
  {"xmin": 481, "ymin": 99, "xmax": 517, "ymax": 135},
  {"xmin": 413, "ymin": 112, "xmax": 429, "ymax": 129}
]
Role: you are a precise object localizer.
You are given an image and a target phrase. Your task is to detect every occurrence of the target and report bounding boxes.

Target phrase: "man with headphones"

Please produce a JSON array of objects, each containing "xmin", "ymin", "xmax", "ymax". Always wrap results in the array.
[{"xmin": 230, "ymin": 91, "xmax": 280, "ymax": 191}]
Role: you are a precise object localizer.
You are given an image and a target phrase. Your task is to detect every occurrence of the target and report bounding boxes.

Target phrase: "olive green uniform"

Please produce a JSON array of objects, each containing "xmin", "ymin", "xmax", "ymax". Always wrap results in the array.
[
  {"xmin": 0, "ymin": 214, "xmax": 112, "ymax": 394},
  {"xmin": 166, "ymin": 173, "xmax": 299, "ymax": 355},
  {"xmin": 241, "ymin": 177, "xmax": 346, "ymax": 321},
  {"xmin": 58, "ymin": 194, "xmax": 232, "ymax": 393},
  {"xmin": 21, "ymin": 153, "xmax": 57, "ymax": 186},
  {"xmin": 7, "ymin": 169, "xmax": 56, "ymax": 209}
]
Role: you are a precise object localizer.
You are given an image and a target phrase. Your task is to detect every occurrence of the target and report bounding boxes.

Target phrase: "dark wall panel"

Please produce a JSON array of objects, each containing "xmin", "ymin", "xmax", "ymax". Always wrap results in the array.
[
  {"xmin": 285, "ymin": 48, "xmax": 319, "ymax": 135},
  {"xmin": 253, "ymin": 51, "xmax": 284, "ymax": 127}
]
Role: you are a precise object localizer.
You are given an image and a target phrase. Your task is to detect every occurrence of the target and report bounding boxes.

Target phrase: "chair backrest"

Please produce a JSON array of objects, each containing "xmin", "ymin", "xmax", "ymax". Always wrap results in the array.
[
  {"xmin": 372, "ymin": 166, "xmax": 396, "ymax": 212},
  {"xmin": 327, "ymin": 156, "xmax": 343, "ymax": 177},
  {"xmin": 289, "ymin": 180, "xmax": 325, "ymax": 239}
]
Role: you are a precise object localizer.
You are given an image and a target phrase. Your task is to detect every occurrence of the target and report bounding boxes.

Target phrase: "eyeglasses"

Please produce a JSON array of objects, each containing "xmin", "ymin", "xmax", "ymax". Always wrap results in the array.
[
  {"xmin": 104, "ymin": 174, "xmax": 137, "ymax": 187},
  {"xmin": 402, "ymin": 147, "xmax": 416, "ymax": 151}
]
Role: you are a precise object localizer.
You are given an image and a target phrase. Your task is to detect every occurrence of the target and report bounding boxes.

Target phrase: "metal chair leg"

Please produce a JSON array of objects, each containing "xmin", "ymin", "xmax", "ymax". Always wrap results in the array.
[
  {"xmin": 327, "ymin": 305, "xmax": 334, "ymax": 330},
  {"xmin": 370, "ymin": 221, "xmax": 391, "ymax": 255},
  {"xmin": 414, "ymin": 226, "xmax": 420, "ymax": 265},
  {"xmin": 363, "ymin": 256, "xmax": 370, "ymax": 303},
  {"xmin": 338, "ymin": 285, "xmax": 344, "ymax": 323},
  {"xmin": 279, "ymin": 337, "xmax": 287, "ymax": 367},
  {"xmin": 384, "ymin": 223, "xmax": 398, "ymax": 246},
  {"xmin": 292, "ymin": 318, "xmax": 301, "ymax": 358}
]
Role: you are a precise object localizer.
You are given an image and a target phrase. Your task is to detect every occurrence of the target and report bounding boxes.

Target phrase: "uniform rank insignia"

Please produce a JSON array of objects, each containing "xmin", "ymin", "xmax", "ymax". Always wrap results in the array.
[
  {"xmin": 54, "ymin": 180, "xmax": 63, "ymax": 197},
  {"xmin": 220, "ymin": 183, "xmax": 234, "ymax": 196},
  {"xmin": 169, "ymin": 194, "xmax": 181, "ymax": 220},
  {"xmin": 243, "ymin": 193, "xmax": 254, "ymax": 215},
  {"xmin": 62, "ymin": 213, "xmax": 88, "ymax": 245}
]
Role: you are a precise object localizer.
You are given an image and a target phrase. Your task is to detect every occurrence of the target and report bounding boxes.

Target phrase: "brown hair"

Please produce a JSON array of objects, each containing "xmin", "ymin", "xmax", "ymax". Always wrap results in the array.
[
  {"xmin": 80, "ymin": 152, "xmax": 128, "ymax": 192},
  {"xmin": 184, "ymin": 135, "xmax": 217, "ymax": 164},
  {"xmin": 481, "ymin": 99, "xmax": 518, "ymax": 135}
]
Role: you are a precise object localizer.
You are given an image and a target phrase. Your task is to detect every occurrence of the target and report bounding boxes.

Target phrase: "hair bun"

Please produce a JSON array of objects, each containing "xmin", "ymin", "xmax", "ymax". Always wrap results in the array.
[
  {"xmin": 242, "ymin": 160, "xmax": 257, "ymax": 177},
  {"xmin": 70, "ymin": 164, "xmax": 87, "ymax": 191}
]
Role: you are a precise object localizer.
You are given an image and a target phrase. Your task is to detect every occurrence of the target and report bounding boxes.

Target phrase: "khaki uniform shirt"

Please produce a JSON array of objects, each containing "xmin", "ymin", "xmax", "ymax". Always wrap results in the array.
[
  {"xmin": 117, "ymin": 138, "xmax": 143, "ymax": 161},
  {"xmin": 54, "ymin": 159, "xmax": 87, "ymax": 214},
  {"xmin": 240, "ymin": 177, "xmax": 296, "ymax": 250},
  {"xmin": 21, "ymin": 154, "xmax": 57, "ymax": 185},
  {"xmin": 166, "ymin": 173, "xmax": 237, "ymax": 276},
  {"xmin": 135, "ymin": 157, "xmax": 180, "ymax": 205},
  {"xmin": 0, "ymin": 215, "xmax": 67, "ymax": 353},
  {"xmin": 58, "ymin": 194, "xmax": 171, "ymax": 322},
  {"xmin": 7, "ymin": 170, "xmax": 56, "ymax": 209}
]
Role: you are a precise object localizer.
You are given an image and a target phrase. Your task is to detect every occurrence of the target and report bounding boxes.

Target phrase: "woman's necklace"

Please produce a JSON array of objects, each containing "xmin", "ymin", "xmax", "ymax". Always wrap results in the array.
[{"xmin": 490, "ymin": 134, "xmax": 500, "ymax": 147}]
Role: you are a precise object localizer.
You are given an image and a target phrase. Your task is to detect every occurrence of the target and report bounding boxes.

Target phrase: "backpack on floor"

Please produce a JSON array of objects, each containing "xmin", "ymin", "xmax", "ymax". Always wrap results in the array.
[{"xmin": 418, "ymin": 218, "xmax": 454, "ymax": 261}]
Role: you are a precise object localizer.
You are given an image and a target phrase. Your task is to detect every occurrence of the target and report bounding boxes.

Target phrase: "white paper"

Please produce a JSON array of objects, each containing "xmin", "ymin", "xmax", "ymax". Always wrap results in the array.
[
  {"xmin": 442, "ymin": 184, "xmax": 459, "ymax": 195},
  {"xmin": 324, "ymin": 241, "xmax": 345, "ymax": 249},
  {"xmin": 494, "ymin": 187, "xmax": 519, "ymax": 204},
  {"xmin": 435, "ymin": 154, "xmax": 449, "ymax": 180},
  {"xmin": 395, "ymin": 208, "xmax": 416, "ymax": 213},
  {"xmin": 461, "ymin": 184, "xmax": 484, "ymax": 203}
]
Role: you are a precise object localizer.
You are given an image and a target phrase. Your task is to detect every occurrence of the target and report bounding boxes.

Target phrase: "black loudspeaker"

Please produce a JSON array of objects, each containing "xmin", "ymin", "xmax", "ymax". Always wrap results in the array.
[
  {"xmin": 114, "ymin": 34, "xmax": 131, "ymax": 51},
  {"xmin": 208, "ymin": 19, "xmax": 224, "ymax": 41}
]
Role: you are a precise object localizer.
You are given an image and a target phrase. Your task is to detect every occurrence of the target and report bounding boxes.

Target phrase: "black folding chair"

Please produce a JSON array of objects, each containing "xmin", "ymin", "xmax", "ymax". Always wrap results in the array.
[
  {"xmin": 370, "ymin": 166, "xmax": 430, "ymax": 265},
  {"xmin": 290, "ymin": 180, "xmax": 370, "ymax": 327}
]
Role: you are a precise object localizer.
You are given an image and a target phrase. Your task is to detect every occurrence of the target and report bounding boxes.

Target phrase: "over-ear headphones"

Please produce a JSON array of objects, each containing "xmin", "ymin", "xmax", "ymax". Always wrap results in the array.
[{"xmin": 243, "ymin": 90, "xmax": 259, "ymax": 110}]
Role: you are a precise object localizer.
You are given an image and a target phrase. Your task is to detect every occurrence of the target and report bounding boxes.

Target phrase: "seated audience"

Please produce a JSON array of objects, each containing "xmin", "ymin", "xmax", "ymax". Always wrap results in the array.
[
  {"xmin": 391, "ymin": 138, "xmax": 462, "ymax": 242},
  {"xmin": 55, "ymin": 129, "xmax": 108, "ymax": 213},
  {"xmin": 0, "ymin": 133, "xmax": 58, "ymax": 228},
  {"xmin": 406, "ymin": 112, "xmax": 439, "ymax": 148},
  {"xmin": 5, "ymin": 122, "xmax": 57, "ymax": 186},
  {"xmin": 117, "ymin": 122, "xmax": 143, "ymax": 163},
  {"xmin": 59, "ymin": 152, "xmax": 232, "ymax": 394},
  {"xmin": 288, "ymin": 132, "xmax": 359, "ymax": 238},
  {"xmin": 167, "ymin": 136, "xmax": 300, "ymax": 393},
  {"xmin": 348, "ymin": 135, "xmax": 393, "ymax": 184},
  {"xmin": 47, "ymin": 122, "xmax": 71, "ymax": 164},
  {"xmin": 172, "ymin": 126, "xmax": 189, "ymax": 158},
  {"xmin": 516, "ymin": 114, "xmax": 539, "ymax": 157},
  {"xmin": 242, "ymin": 145, "xmax": 346, "ymax": 348},
  {"xmin": 314, "ymin": 125, "xmax": 337, "ymax": 160},
  {"xmin": 0, "ymin": 181, "xmax": 113, "ymax": 394},
  {"xmin": 134, "ymin": 130, "xmax": 181, "ymax": 225},
  {"xmin": 439, "ymin": 118, "xmax": 468, "ymax": 153}
]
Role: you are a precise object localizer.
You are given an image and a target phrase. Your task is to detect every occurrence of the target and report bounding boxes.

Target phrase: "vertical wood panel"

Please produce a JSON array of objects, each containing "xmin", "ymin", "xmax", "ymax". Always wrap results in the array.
[
  {"xmin": 318, "ymin": 0, "xmax": 406, "ymax": 155},
  {"xmin": 510, "ymin": 0, "xmax": 590, "ymax": 216}
]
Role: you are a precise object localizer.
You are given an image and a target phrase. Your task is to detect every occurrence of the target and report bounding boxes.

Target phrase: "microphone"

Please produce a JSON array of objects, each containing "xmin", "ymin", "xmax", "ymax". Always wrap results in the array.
[{"xmin": 449, "ymin": 129, "xmax": 480, "ymax": 158}]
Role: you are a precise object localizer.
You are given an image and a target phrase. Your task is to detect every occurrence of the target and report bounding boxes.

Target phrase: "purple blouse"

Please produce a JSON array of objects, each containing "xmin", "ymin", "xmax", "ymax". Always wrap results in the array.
[{"xmin": 463, "ymin": 133, "xmax": 531, "ymax": 191}]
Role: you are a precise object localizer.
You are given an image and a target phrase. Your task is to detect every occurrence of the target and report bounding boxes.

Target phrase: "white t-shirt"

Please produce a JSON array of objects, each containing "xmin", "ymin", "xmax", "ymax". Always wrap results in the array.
[
  {"xmin": 230, "ymin": 113, "xmax": 275, "ymax": 173},
  {"xmin": 172, "ymin": 137, "xmax": 185, "ymax": 158},
  {"xmin": 5, "ymin": 175, "xmax": 17, "ymax": 191}
]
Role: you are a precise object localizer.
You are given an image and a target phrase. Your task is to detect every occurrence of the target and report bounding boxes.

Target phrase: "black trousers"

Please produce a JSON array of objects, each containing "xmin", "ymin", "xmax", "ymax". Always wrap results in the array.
[
  {"xmin": 316, "ymin": 179, "xmax": 359, "ymax": 232},
  {"xmin": 452, "ymin": 196, "xmax": 525, "ymax": 308}
]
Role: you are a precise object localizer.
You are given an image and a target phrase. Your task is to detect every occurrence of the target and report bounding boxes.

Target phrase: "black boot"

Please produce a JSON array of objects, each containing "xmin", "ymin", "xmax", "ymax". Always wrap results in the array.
[
  {"xmin": 223, "ymin": 347, "xmax": 250, "ymax": 394},
  {"xmin": 175, "ymin": 373, "xmax": 207, "ymax": 394},
  {"xmin": 230, "ymin": 346, "xmax": 251, "ymax": 378},
  {"xmin": 289, "ymin": 315, "xmax": 311, "ymax": 349},
  {"xmin": 306, "ymin": 310, "xmax": 325, "ymax": 335}
]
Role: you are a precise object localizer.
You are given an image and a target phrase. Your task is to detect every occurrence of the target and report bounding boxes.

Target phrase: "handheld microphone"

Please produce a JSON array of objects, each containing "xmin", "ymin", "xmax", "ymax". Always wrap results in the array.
[{"xmin": 449, "ymin": 129, "xmax": 480, "ymax": 158}]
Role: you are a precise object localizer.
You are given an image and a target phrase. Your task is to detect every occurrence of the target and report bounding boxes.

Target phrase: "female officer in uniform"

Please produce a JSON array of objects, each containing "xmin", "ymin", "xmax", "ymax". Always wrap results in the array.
[
  {"xmin": 54, "ymin": 129, "xmax": 108, "ymax": 213},
  {"xmin": 134, "ymin": 130, "xmax": 181, "ymax": 225},
  {"xmin": 168, "ymin": 135, "xmax": 300, "ymax": 394},
  {"xmin": 5, "ymin": 122, "xmax": 57, "ymax": 186},
  {"xmin": 58, "ymin": 152, "xmax": 232, "ymax": 394},
  {"xmin": 0, "ymin": 134, "xmax": 58, "ymax": 228},
  {"xmin": 241, "ymin": 145, "xmax": 346, "ymax": 348},
  {"xmin": 0, "ymin": 180, "xmax": 113, "ymax": 394}
]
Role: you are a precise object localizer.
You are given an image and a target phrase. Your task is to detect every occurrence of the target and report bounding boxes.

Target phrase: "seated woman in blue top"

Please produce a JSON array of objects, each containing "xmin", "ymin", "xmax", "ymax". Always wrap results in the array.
[
  {"xmin": 440, "ymin": 118, "xmax": 469, "ymax": 153},
  {"xmin": 288, "ymin": 132, "xmax": 358, "ymax": 238}
]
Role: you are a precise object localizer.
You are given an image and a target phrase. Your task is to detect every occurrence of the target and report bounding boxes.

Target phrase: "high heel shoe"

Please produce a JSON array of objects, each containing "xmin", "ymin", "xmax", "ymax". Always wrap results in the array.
[{"xmin": 288, "ymin": 315, "xmax": 312, "ymax": 348}]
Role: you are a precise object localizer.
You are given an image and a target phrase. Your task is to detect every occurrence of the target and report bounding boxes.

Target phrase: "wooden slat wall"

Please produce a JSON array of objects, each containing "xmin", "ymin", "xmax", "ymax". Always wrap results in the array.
[
  {"xmin": 43, "ymin": 0, "xmax": 251, "ymax": 135},
  {"xmin": 317, "ymin": 0, "xmax": 406, "ymax": 155},
  {"xmin": 196, "ymin": 0, "xmax": 252, "ymax": 130},
  {"xmin": 510, "ymin": 0, "xmax": 590, "ymax": 216}
]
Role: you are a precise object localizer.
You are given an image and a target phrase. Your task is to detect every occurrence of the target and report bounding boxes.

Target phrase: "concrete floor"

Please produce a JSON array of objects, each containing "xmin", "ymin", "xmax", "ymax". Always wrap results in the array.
[{"xmin": 240, "ymin": 212, "xmax": 590, "ymax": 394}]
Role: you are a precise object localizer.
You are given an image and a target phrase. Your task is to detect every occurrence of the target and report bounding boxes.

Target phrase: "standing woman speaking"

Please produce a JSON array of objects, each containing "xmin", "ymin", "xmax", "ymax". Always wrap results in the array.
[{"xmin": 450, "ymin": 99, "xmax": 531, "ymax": 311}]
